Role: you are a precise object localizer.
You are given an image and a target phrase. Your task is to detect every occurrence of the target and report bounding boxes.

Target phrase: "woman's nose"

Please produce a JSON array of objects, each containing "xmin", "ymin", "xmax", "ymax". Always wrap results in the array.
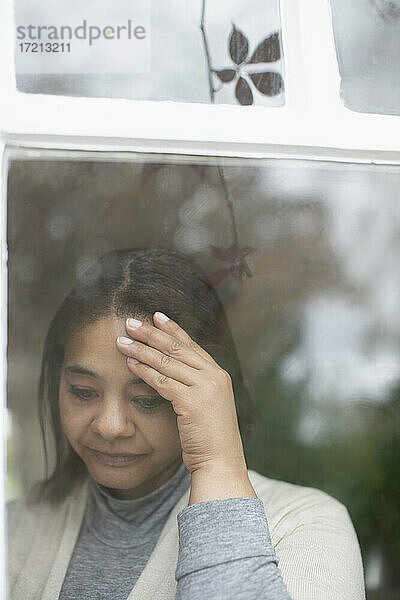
[{"xmin": 90, "ymin": 399, "xmax": 136, "ymax": 440}]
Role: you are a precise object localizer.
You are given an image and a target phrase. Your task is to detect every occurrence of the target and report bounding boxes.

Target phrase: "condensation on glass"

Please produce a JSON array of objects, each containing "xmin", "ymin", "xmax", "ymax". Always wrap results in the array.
[
  {"xmin": 6, "ymin": 150, "xmax": 400, "ymax": 597},
  {"xmin": 330, "ymin": 0, "xmax": 400, "ymax": 115},
  {"xmin": 14, "ymin": 0, "xmax": 285, "ymax": 107}
]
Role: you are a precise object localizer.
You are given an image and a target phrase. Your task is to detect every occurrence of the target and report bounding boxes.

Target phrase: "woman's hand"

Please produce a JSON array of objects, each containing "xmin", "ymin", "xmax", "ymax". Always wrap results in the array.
[{"xmin": 116, "ymin": 311, "xmax": 257, "ymax": 503}]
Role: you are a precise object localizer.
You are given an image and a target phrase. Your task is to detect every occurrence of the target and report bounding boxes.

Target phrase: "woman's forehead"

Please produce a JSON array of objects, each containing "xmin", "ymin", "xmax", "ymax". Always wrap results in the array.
[
  {"xmin": 62, "ymin": 363, "xmax": 147, "ymax": 387},
  {"xmin": 62, "ymin": 317, "xmax": 146, "ymax": 384},
  {"xmin": 68, "ymin": 316, "xmax": 127, "ymax": 344},
  {"xmin": 66, "ymin": 315, "xmax": 149, "ymax": 351}
]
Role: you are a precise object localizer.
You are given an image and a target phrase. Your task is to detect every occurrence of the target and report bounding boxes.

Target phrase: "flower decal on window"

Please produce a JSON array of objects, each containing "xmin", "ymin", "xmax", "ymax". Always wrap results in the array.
[
  {"xmin": 212, "ymin": 25, "xmax": 284, "ymax": 106},
  {"xmin": 204, "ymin": 242, "xmax": 255, "ymax": 295}
]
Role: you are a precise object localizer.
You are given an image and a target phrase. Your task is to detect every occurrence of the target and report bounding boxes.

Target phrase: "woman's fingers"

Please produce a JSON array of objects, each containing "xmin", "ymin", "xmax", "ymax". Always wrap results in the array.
[
  {"xmin": 152, "ymin": 312, "xmax": 220, "ymax": 367},
  {"xmin": 116, "ymin": 336, "xmax": 199, "ymax": 386},
  {"xmin": 123, "ymin": 315, "xmax": 212, "ymax": 370},
  {"xmin": 126, "ymin": 359, "xmax": 188, "ymax": 406}
]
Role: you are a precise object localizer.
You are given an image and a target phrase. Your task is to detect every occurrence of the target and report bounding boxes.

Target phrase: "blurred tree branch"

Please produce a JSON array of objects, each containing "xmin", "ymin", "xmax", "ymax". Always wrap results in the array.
[
  {"xmin": 368, "ymin": 0, "xmax": 400, "ymax": 21},
  {"xmin": 200, "ymin": 0, "xmax": 254, "ymax": 286}
]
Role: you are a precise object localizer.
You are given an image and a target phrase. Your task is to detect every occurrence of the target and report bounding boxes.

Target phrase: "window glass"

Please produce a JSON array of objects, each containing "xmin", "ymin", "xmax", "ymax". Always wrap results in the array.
[
  {"xmin": 6, "ymin": 150, "xmax": 400, "ymax": 598},
  {"xmin": 14, "ymin": 0, "xmax": 285, "ymax": 107},
  {"xmin": 330, "ymin": 0, "xmax": 400, "ymax": 115}
]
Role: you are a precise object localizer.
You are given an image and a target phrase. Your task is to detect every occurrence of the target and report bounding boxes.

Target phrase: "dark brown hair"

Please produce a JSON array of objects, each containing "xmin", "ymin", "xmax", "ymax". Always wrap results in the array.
[{"xmin": 30, "ymin": 247, "xmax": 254, "ymax": 505}]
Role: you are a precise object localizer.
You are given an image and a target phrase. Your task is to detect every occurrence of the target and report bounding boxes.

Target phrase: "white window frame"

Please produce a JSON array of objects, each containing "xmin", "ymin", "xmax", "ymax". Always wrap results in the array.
[
  {"xmin": 1, "ymin": 0, "xmax": 400, "ymax": 159},
  {"xmin": 1, "ymin": 0, "xmax": 400, "ymax": 596}
]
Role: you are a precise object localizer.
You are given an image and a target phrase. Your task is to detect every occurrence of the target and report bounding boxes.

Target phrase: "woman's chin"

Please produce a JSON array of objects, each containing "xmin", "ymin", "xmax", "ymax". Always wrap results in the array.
[
  {"xmin": 86, "ymin": 463, "xmax": 148, "ymax": 493},
  {"xmin": 82, "ymin": 451, "xmax": 150, "ymax": 488}
]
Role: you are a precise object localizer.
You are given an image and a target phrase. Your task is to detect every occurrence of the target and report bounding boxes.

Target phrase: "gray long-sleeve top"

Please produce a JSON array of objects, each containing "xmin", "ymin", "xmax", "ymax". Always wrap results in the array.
[{"xmin": 58, "ymin": 461, "xmax": 292, "ymax": 600}]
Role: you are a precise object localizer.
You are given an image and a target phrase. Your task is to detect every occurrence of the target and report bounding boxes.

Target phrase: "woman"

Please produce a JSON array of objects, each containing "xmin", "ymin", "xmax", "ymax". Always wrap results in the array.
[{"xmin": 7, "ymin": 247, "xmax": 366, "ymax": 600}]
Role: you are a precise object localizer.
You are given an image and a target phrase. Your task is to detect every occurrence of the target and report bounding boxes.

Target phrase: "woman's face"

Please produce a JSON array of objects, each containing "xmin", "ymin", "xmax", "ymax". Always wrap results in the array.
[{"xmin": 58, "ymin": 316, "xmax": 182, "ymax": 499}]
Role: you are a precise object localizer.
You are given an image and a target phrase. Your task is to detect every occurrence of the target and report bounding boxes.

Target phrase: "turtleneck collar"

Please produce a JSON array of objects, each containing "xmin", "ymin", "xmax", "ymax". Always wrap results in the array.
[{"xmin": 85, "ymin": 461, "xmax": 191, "ymax": 547}]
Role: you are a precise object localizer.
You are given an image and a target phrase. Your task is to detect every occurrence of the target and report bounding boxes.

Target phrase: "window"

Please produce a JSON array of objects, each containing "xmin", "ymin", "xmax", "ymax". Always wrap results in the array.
[
  {"xmin": 2, "ymin": 1, "xmax": 400, "ymax": 598},
  {"xmin": 330, "ymin": 0, "xmax": 400, "ymax": 115},
  {"xmin": 14, "ymin": 0, "xmax": 285, "ymax": 107}
]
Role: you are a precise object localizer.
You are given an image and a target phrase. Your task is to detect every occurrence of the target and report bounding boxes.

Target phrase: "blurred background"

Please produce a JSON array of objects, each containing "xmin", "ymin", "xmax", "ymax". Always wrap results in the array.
[{"xmin": 6, "ymin": 152, "xmax": 400, "ymax": 599}]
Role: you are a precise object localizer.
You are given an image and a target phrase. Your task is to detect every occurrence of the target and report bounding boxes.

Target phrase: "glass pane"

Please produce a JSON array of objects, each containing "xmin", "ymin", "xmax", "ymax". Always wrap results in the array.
[
  {"xmin": 14, "ymin": 0, "xmax": 285, "ymax": 107},
  {"xmin": 330, "ymin": 0, "xmax": 400, "ymax": 115},
  {"xmin": 6, "ymin": 151, "xmax": 399, "ymax": 599}
]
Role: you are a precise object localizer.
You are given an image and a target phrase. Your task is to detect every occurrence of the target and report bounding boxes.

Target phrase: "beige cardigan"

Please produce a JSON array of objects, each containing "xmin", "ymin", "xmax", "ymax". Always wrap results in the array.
[{"xmin": 7, "ymin": 469, "xmax": 366, "ymax": 600}]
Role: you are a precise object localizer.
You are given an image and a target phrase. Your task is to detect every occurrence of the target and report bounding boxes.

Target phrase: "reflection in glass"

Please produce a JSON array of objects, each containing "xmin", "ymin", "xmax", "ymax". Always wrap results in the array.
[
  {"xmin": 7, "ymin": 154, "xmax": 400, "ymax": 598},
  {"xmin": 330, "ymin": 0, "xmax": 400, "ymax": 115}
]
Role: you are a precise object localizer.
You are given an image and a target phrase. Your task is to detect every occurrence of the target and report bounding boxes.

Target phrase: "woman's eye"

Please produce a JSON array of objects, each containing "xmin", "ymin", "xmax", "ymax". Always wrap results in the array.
[
  {"xmin": 133, "ymin": 396, "xmax": 165, "ymax": 410},
  {"xmin": 67, "ymin": 386, "xmax": 164, "ymax": 408},
  {"xmin": 69, "ymin": 385, "xmax": 97, "ymax": 402}
]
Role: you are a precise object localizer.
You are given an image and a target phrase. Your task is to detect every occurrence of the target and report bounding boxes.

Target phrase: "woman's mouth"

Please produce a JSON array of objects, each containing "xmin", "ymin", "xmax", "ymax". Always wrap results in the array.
[{"xmin": 88, "ymin": 448, "xmax": 147, "ymax": 466}]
